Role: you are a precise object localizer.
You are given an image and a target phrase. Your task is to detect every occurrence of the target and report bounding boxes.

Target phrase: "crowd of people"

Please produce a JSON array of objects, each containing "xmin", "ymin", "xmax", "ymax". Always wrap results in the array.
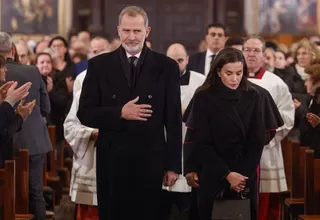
[{"xmin": 1, "ymin": 4, "xmax": 320, "ymax": 220}]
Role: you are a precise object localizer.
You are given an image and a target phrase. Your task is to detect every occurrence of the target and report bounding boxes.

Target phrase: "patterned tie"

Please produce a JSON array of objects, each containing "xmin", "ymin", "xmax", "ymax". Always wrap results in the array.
[{"xmin": 129, "ymin": 56, "xmax": 137, "ymax": 88}]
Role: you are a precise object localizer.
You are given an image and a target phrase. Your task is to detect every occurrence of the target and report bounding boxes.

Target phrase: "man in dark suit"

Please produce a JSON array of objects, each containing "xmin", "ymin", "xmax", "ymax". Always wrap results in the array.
[
  {"xmin": 0, "ymin": 57, "xmax": 35, "ymax": 168},
  {"xmin": 0, "ymin": 32, "xmax": 52, "ymax": 220},
  {"xmin": 188, "ymin": 23, "xmax": 226, "ymax": 76},
  {"xmin": 77, "ymin": 6, "xmax": 182, "ymax": 220}
]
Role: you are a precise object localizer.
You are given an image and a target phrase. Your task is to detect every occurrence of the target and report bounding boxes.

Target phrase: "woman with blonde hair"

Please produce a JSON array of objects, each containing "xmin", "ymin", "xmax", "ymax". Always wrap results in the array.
[
  {"xmin": 287, "ymin": 38, "xmax": 320, "ymax": 140},
  {"xmin": 297, "ymin": 64, "xmax": 320, "ymax": 157}
]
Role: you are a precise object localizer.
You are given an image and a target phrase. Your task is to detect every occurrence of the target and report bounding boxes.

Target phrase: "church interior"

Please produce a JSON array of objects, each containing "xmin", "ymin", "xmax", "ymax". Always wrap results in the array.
[{"xmin": 0, "ymin": 0, "xmax": 320, "ymax": 219}]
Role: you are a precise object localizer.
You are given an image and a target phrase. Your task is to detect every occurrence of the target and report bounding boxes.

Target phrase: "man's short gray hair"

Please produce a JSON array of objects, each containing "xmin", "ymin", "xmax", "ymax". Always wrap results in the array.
[
  {"xmin": 0, "ymin": 32, "xmax": 13, "ymax": 54},
  {"xmin": 243, "ymin": 34, "xmax": 266, "ymax": 52},
  {"xmin": 119, "ymin": 6, "xmax": 149, "ymax": 28}
]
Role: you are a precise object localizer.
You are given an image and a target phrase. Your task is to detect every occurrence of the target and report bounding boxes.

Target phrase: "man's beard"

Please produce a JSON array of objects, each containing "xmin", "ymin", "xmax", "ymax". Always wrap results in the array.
[{"xmin": 122, "ymin": 42, "xmax": 143, "ymax": 54}]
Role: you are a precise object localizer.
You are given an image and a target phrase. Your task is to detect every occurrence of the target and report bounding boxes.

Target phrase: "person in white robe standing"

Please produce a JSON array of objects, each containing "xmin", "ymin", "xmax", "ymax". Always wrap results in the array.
[
  {"xmin": 63, "ymin": 37, "xmax": 109, "ymax": 220},
  {"xmin": 162, "ymin": 43, "xmax": 205, "ymax": 219},
  {"xmin": 243, "ymin": 35, "xmax": 295, "ymax": 220}
]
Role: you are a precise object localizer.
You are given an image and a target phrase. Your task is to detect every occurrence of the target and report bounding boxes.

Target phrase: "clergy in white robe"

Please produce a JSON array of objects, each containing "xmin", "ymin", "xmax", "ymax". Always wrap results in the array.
[
  {"xmin": 64, "ymin": 38, "xmax": 108, "ymax": 220},
  {"xmin": 243, "ymin": 36, "xmax": 295, "ymax": 220},
  {"xmin": 162, "ymin": 43, "xmax": 205, "ymax": 219},
  {"xmin": 64, "ymin": 70, "xmax": 98, "ymax": 206},
  {"xmin": 248, "ymin": 68, "xmax": 294, "ymax": 193}
]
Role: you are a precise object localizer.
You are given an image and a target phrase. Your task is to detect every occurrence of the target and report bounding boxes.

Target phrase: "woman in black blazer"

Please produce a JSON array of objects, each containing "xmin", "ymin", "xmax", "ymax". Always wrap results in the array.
[{"xmin": 185, "ymin": 48, "xmax": 265, "ymax": 220}]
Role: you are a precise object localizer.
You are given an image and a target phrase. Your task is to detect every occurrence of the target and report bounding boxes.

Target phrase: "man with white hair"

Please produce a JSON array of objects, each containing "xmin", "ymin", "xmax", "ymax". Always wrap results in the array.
[
  {"xmin": 243, "ymin": 35, "xmax": 294, "ymax": 220},
  {"xmin": 0, "ymin": 32, "xmax": 52, "ymax": 220},
  {"xmin": 64, "ymin": 37, "xmax": 109, "ymax": 219}
]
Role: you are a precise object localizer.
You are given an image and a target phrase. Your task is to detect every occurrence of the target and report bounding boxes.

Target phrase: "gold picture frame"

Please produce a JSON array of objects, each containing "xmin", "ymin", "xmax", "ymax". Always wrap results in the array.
[
  {"xmin": 256, "ymin": 0, "xmax": 320, "ymax": 35},
  {"xmin": 0, "ymin": 0, "xmax": 71, "ymax": 40}
]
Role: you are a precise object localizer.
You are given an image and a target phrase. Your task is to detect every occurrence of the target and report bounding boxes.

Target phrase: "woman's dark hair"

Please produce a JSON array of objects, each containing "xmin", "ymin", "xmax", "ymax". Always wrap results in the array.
[
  {"xmin": 224, "ymin": 37, "xmax": 244, "ymax": 48},
  {"xmin": 275, "ymin": 49, "xmax": 289, "ymax": 60},
  {"xmin": 35, "ymin": 52, "xmax": 53, "ymax": 64},
  {"xmin": 0, "ymin": 55, "xmax": 5, "ymax": 67},
  {"xmin": 196, "ymin": 48, "xmax": 249, "ymax": 93},
  {"xmin": 48, "ymin": 36, "xmax": 73, "ymax": 65}
]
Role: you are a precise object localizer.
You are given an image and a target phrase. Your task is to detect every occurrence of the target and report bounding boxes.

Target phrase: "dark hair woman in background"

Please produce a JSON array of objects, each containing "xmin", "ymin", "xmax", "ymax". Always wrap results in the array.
[
  {"xmin": 298, "ymin": 64, "xmax": 320, "ymax": 157},
  {"xmin": 48, "ymin": 36, "xmax": 75, "ymax": 156}
]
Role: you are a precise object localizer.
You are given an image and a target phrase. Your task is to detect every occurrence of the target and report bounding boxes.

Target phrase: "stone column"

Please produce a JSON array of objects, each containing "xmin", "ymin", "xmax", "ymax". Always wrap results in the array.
[{"xmin": 88, "ymin": 0, "xmax": 104, "ymax": 35}]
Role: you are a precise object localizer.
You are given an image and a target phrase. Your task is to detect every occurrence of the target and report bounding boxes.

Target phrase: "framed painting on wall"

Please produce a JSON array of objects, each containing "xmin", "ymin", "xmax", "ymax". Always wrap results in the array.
[
  {"xmin": 258, "ymin": 0, "xmax": 319, "ymax": 35},
  {"xmin": 0, "ymin": 0, "xmax": 59, "ymax": 34}
]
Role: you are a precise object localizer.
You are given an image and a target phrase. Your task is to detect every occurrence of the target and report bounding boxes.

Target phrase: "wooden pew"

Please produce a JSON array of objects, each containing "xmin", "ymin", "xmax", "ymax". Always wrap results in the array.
[
  {"xmin": 284, "ymin": 141, "xmax": 309, "ymax": 219},
  {"xmin": 42, "ymin": 151, "xmax": 55, "ymax": 219},
  {"xmin": 46, "ymin": 125, "xmax": 62, "ymax": 206},
  {"xmin": 0, "ymin": 160, "xmax": 15, "ymax": 220},
  {"xmin": 56, "ymin": 139, "xmax": 70, "ymax": 193},
  {"xmin": 280, "ymin": 137, "xmax": 292, "ymax": 219},
  {"xmin": 298, "ymin": 149, "xmax": 320, "ymax": 220},
  {"xmin": 62, "ymin": 141, "xmax": 73, "ymax": 174},
  {"xmin": 13, "ymin": 149, "xmax": 33, "ymax": 219},
  {"xmin": 282, "ymin": 137, "xmax": 292, "ymax": 192}
]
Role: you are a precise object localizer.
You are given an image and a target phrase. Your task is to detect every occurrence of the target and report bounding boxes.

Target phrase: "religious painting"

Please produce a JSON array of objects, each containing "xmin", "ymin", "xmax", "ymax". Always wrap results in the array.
[
  {"xmin": 259, "ymin": 0, "xmax": 318, "ymax": 34},
  {"xmin": 0, "ymin": 0, "xmax": 58, "ymax": 34}
]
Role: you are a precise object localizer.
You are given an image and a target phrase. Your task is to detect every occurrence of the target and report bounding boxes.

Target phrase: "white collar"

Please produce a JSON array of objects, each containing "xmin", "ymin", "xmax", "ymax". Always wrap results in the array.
[
  {"xmin": 206, "ymin": 49, "xmax": 214, "ymax": 57},
  {"xmin": 206, "ymin": 49, "xmax": 220, "ymax": 58},
  {"xmin": 180, "ymin": 70, "xmax": 187, "ymax": 77},
  {"xmin": 126, "ymin": 51, "xmax": 142, "ymax": 59},
  {"xmin": 295, "ymin": 64, "xmax": 308, "ymax": 80}
]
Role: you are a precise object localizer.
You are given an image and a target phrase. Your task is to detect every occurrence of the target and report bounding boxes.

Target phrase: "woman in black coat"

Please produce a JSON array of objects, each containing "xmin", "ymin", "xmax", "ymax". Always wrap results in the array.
[
  {"xmin": 297, "ymin": 64, "xmax": 320, "ymax": 157},
  {"xmin": 184, "ymin": 48, "xmax": 266, "ymax": 220}
]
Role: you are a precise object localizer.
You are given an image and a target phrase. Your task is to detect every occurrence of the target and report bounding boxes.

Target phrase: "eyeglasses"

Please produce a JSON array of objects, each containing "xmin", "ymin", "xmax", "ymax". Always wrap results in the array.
[{"xmin": 243, "ymin": 48, "xmax": 262, "ymax": 54}]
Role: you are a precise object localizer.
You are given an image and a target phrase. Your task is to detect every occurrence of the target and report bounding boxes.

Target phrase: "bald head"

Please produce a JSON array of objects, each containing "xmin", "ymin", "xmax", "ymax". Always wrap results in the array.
[
  {"xmin": 35, "ymin": 41, "xmax": 49, "ymax": 54},
  {"xmin": 89, "ymin": 37, "xmax": 109, "ymax": 59},
  {"xmin": 167, "ymin": 43, "xmax": 187, "ymax": 57},
  {"xmin": 166, "ymin": 43, "xmax": 189, "ymax": 73}
]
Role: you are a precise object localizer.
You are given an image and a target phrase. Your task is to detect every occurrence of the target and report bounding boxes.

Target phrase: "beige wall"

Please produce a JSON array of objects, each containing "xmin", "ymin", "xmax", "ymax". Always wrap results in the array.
[
  {"xmin": 244, "ymin": 0, "xmax": 257, "ymax": 34},
  {"xmin": 58, "ymin": 0, "xmax": 73, "ymax": 37}
]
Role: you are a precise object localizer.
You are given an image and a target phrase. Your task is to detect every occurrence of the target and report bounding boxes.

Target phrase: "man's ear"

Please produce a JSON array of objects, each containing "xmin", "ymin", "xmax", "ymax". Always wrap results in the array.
[{"xmin": 145, "ymin": 27, "xmax": 151, "ymax": 38}]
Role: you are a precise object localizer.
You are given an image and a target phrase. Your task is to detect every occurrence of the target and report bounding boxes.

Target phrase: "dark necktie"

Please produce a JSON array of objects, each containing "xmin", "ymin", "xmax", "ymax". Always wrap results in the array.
[
  {"xmin": 210, "ymin": 54, "xmax": 216, "ymax": 67},
  {"xmin": 129, "ymin": 56, "xmax": 137, "ymax": 88}
]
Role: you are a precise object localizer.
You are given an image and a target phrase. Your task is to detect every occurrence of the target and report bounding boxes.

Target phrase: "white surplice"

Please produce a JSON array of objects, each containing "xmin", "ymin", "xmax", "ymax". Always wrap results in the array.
[
  {"xmin": 162, "ymin": 70, "xmax": 205, "ymax": 193},
  {"xmin": 64, "ymin": 70, "xmax": 98, "ymax": 205},
  {"xmin": 249, "ymin": 70, "xmax": 295, "ymax": 193}
]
